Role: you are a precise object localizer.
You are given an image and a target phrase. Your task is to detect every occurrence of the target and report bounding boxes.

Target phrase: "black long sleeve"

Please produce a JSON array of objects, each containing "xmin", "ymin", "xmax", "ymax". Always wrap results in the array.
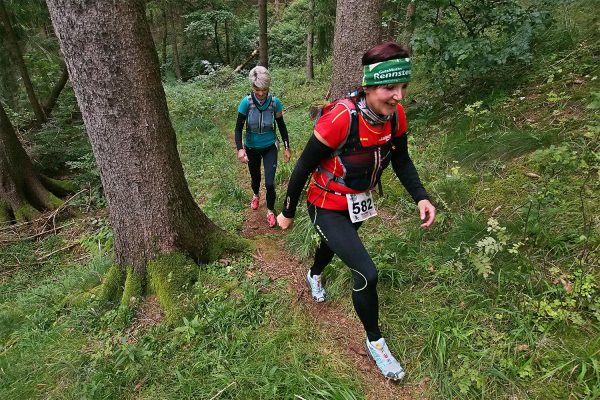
[
  {"xmin": 282, "ymin": 135, "xmax": 333, "ymax": 218},
  {"xmin": 234, "ymin": 112, "xmax": 246, "ymax": 150},
  {"xmin": 391, "ymin": 133, "xmax": 429, "ymax": 203},
  {"xmin": 275, "ymin": 116, "xmax": 290, "ymax": 150}
]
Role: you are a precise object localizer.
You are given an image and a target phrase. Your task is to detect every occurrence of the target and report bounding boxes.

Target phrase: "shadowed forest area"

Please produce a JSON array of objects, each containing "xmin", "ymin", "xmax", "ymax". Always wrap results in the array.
[{"xmin": 1, "ymin": 0, "xmax": 599, "ymax": 399}]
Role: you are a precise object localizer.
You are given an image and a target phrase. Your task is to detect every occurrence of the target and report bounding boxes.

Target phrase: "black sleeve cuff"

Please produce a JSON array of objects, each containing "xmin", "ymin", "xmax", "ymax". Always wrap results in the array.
[
  {"xmin": 234, "ymin": 112, "xmax": 246, "ymax": 150},
  {"xmin": 275, "ymin": 116, "xmax": 290, "ymax": 150}
]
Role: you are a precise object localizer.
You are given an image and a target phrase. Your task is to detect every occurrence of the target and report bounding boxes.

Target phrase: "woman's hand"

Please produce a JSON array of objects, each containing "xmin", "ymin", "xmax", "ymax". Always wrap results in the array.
[
  {"xmin": 284, "ymin": 148, "xmax": 291, "ymax": 163},
  {"xmin": 277, "ymin": 213, "xmax": 294, "ymax": 230},
  {"xmin": 237, "ymin": 149, "xmax": 248, "ymax": 163},
  {"xmin": 417, "ymin": 199, "xmax": 436, "ymax": 228}
]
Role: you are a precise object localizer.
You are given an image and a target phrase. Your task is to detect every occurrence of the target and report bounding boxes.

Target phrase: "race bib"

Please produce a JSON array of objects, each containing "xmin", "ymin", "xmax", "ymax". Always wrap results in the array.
[{"xmin": 346, "ymin": 192, "xmax": 377, "ymax": 223}]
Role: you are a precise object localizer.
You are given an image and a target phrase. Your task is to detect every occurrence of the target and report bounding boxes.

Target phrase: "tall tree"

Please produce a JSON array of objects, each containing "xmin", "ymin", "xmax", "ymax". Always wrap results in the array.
[
  {"xmin": 306, "ymin": 0, "xmax": 314, "ymax": 81},
  {"xmin": 258, "ymin": 0, "xmax": 268, "ymax": 67},
  {"xmin": 0, "ymin": 102, "xmax": 66, "ymax": 224},
  {"xmin": 0, "ymin": 0, "xmax": 46, "ymax": 125},
  {"xmin": 45, "ymin": 0, "xmax": 239, "ymax": 311},
  {"xmin": 330, "ymin": 0, "xmax": 382, "ymax": 99},
  {"xmin": 402, "ymin": 0, "xmax": 416, "ymax": 50},
  {"xmin": 161, "ymin": 0, "xmax": 168, "ymax": 65},
  {"xmin": 169, "ymin": 1, "xmax": 182, "ymax": 80},
  {"xmin": 0, "ymin": 40, "xmax": 19, "ymax": 108}
]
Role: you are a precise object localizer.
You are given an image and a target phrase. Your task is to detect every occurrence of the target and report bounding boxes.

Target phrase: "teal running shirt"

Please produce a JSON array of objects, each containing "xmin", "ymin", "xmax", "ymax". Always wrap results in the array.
[{"xmin": 238, "ymin": 94, "xmax": 283, "ymax": 149}]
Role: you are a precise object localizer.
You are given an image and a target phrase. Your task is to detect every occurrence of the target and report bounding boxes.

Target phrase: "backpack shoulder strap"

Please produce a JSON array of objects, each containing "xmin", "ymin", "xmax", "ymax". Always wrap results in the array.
[
  {"xmin": 246, "ymin": 93, "xmax": 255, "ymax": 110},
  {"xmin": 332, "ymin": 99, "xmax": 358, "ymax": 156}
]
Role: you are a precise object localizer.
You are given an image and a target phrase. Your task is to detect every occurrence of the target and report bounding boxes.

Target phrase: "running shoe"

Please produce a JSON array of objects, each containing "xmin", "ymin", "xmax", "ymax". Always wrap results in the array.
[
  {"xmin": 306, "ymin": 269, "xmax": 325, "ymax": 302},
  {"xmin": 250, "ymin": 195, "xmax": 259, "ymax": 210},
  {"xmin": 267, "ymin": 211, "xmax": 276, "ymax": 227},
  {"xmin": 366, "ymin": 337, "xmax": 405, "ymax": 381}
]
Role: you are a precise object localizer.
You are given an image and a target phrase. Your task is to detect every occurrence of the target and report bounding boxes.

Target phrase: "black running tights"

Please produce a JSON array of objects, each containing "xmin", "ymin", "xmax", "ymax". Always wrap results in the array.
[
  {"xmin": 246, "ymin": 144, "xmax": 278, "ymax": 211},
  {"xmin": 307, "ymin": 203, "xmax": 382, "ymax": 341}
]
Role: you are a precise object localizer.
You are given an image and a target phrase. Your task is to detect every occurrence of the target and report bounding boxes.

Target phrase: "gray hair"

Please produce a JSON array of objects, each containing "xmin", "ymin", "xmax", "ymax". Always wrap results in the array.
[{"xmin": 248, "ymin": 66, "xmax": 271, "ymax": 89}]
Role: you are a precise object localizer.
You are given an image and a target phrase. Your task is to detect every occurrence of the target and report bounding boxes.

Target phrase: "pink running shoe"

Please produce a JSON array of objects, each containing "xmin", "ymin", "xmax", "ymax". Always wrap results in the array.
[
  {"xmin": 267, "ymin": 211, "xmax": 276, "ymax": 227},
  {"xmin": 250, "ymin": 195, "xmax": 259, "ymax": 210}
]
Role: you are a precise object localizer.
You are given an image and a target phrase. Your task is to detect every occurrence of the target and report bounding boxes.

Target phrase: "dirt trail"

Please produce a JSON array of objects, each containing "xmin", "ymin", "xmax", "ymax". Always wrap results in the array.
[{"xmin": 236, "ymin": 168, "xmax": 428, "ymax": 400}]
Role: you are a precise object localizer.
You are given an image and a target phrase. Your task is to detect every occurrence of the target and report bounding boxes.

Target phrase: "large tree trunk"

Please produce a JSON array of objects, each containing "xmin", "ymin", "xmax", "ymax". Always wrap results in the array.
[
  {"xmin": 330, "ymin": 0, "xmax": 381, "ymax": 100},
  {"xmin": 258, "ymin": 0, "xmax": 268, "ymax": 68},
  {"xmin": 306, "ymin": 0, "xmax": 314, "ymax": 81},
  {"xmin": 0, "ymin": 0, "xmax": 46, "ymax": 125},
  {"xmin": 46, "ymin": 0, "xmax": 232, "ymax": 273},
  {"xmin": 0, "ymin": 103, "xmax": 63, "ymax": 224}
]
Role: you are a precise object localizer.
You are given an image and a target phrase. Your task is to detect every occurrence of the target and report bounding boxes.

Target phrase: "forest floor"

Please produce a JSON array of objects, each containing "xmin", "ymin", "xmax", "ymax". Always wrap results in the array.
[{"xmin": 234, "ymin": 151, "xmax": 429, "ymax": 400}]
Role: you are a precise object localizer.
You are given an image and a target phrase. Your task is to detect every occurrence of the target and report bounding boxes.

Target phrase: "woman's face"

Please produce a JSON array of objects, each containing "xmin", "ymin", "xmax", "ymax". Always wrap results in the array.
[
  {"xmin": 364, "ymin": 83, "xmax": 408, "ymax": 116},
  {"xmin": 253, "ymin": 86, "xmax": 268, "ymax": 100}
]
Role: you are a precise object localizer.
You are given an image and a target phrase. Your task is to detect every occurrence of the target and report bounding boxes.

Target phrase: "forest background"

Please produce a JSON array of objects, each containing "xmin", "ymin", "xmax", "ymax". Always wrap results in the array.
[{"xmin": 1, "ymin": 0, "xmax": 599, "ymax": 399}]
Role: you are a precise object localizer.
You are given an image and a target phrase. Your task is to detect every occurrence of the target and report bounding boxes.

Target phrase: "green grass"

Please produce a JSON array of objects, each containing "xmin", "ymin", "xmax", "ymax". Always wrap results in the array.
[{"xmin": 1, "ymin": 66, "xmax": 363, "ymax": 399}]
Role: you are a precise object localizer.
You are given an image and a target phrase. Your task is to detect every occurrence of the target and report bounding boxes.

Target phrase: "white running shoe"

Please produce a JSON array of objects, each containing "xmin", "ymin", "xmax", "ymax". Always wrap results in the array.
[
  {"xmin": 306, "ymin": 270, "xmax": 325, "ymax": 303},
  {"xmin": 366, "ymin": 337, "xmax": 405, "ymax": 381}
]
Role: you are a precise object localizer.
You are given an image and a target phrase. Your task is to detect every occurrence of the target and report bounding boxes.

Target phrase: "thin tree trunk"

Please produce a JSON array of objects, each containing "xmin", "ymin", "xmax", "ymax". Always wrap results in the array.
[
  {"xmin": 258, "ymin": 0, "xmax": 268, "ymax": 68},
  {"xmin": 0, "ymin": 42, "xmax": 19, "ymax": 108},
  {"xmin": 225, "ymin": 20, "xmax": 231, "ymax": 65},
  {"xmin": 46, "ymin": 0, "xmax": 230, "ymax": 272},
  {"xmin": 214, "ymin": 20, "xmax": 224, "ymax": 63},
  {"xmin": 402, "ymin": 0, "xmax": 416, "ymax": 50},
  {"xmin": 169, "ymin": 2, "xmax": 181, "ymax": 80},
  {"xmin": 274, "ymin": 0, "xmax": 281, "ymax": 19},
  {"xmin": 161, "ymin": 0, "xmax": 167, "ymax": 65},
  {"xmin": 330, "ymin": 0, "xmax": 382, "ymax": 100},
  {"xmin": 41, "ymin": 63, "xmax": 69, "ymax": 116},
  {"xmin": 22, "ymin": 63, "xmax": 69, "ymax": 130},
  {"xmin": 306, "ymin": 0, "xmax": 314, "ymax": 81},
  {"xmin": 0, "ymin": 0, "xmax": 46, "ymax": 125}
]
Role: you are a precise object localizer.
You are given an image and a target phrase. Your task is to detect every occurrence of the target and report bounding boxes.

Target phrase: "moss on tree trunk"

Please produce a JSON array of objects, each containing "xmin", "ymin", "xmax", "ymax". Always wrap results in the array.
[{"xmin": 0, "ymin": 103, "xmax": 73, "ymax": 225}]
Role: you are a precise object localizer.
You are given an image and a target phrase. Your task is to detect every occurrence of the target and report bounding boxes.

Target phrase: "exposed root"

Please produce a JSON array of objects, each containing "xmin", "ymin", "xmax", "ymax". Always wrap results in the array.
[
  {"xmin": 147, "ymin": 252, "xmax": 198, "ymax": 325},
  {"xmin": 204, "ymin": 228, "xmax": 250, "ymax": 262}
]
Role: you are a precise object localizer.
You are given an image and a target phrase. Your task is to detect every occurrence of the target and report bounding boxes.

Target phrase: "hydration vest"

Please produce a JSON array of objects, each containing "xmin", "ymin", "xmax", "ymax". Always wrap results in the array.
[
  {"xmin": 314, "ymin": 99, "xmax": 398, "ymax": 193},
  {"xmin": 245, "ymin": 92, "xmax": 276, "ymax": 135}
]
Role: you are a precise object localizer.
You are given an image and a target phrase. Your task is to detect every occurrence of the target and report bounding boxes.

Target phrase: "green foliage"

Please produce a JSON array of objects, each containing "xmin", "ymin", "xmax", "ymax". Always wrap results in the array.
[
  {"xmin": 412, "ymin": 0, "xmax": 549, "ymax": 91},
  {"xmin": 78, "ymin": 218, "xmax": 114, "ymax": 256}
]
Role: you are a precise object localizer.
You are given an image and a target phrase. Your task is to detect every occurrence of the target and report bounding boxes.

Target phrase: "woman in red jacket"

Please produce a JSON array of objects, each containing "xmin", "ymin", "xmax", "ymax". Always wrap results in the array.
[{"xmin": 277, "ymin": 42, "xmax": 436, "ymax": 380}]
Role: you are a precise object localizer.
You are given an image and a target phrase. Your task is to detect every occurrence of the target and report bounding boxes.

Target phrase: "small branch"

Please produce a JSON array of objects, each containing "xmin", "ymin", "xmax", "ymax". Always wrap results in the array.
[
  {"xmin": 208, "ymin": 381, "xmax": 236, "ymax": 400},
  {"xmin": 38, "ymin": 242, "xmax": 77, "ymax": 260},
  {"xmin": 448, "ymin": 0, "xmax": 476, "ymax": 37},
  {"xmin": 0, "ymin": 221, "xmax": 75, "ymax": 243},
  {"xmin": 234, "ymin": 49, "xmax": 258, "ymax": 73}
]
